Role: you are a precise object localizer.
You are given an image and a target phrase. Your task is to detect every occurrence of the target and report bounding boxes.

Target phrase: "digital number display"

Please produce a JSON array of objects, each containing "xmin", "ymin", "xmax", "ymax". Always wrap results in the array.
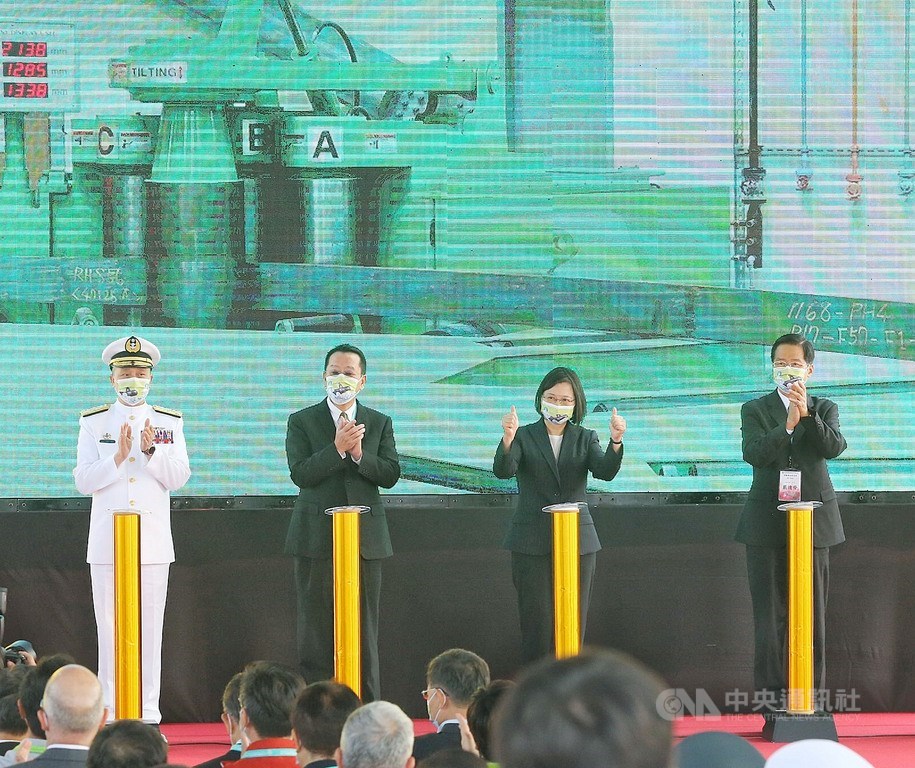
[
  {"xmin": 0, "ymin": 23, "xmax": 73, "ymax": 110},
  {"xmin": 2, "ymin": 41, "xmax": 47, "ymax": 57},
  {"xmin": 3, "ymin": 61, "xmax": 48, "ymax": 77},
  {"xmin": 3, "ymin": 82, "xmax": 48, "ymax": 98}
]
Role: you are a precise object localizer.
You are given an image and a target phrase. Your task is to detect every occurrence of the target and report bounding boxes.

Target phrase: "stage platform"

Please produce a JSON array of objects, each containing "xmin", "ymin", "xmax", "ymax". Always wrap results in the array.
[{"xmin": 161, "ymin": 714, "xmax": 915, "ymax": 767}]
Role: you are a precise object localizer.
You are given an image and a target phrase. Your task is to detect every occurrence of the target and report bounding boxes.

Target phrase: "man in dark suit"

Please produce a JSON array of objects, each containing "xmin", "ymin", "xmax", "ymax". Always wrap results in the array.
[
  {"xmin": 0, "ymin": 655, "xmax": 74, "ymax": 768},
  {"xmin": 285, "ymin": 344, "xmax": 400, "ymax": 702},
  {"xmin": 736, "ymin": 333, "xmax": 847, "ymax": 701},
  {"xmin": 26, "ymin": 665, "xmax": 106, "ymax": 768},
  {"xmin": 412, "ymin": 649, "xmax": 490, "ymax": 762},
  {"xmin": 193, "ymin": 672, "xmax": 243, "ymax": 768}
]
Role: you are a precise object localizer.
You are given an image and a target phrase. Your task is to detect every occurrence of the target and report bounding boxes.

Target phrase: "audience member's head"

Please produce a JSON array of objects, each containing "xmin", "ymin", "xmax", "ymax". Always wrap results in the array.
[
  {"xmin": 416, "ymin": 748, "xmax": 486, "ymax": 768},
  {"xmin": 764, "ymin": 739, "xmax": 874, "ymax": 768},
  {"xmin": 220, "ymin": 673, "xmax": 244, "ymax": 747},
  {"xmin": 238, "ymin": 662, "xmax": 306, "ymax": 743},
  {"xmin": 465, "ymin": 680, "xmax": 514, "ymax": 761},
  {"xmin": 493, "ymin": 648, "xmax": 672, "ymax": 768},
  {"xmin": 87, "ymin": 720, "xmax": 168, "ymax": 768},
  {"xmin": 0, "ymin": 666, "xmax": 28, "ymax": 699},
  {"xmin": 337, "ymin": 701, "xmax": 414, "ymax": 768},
  {"xmin": 424, "ymin": 649, "xmax": 490, "ymax": 726},
  {"xmin": 0, "ymin": 693, "xmax": 27, "ymax": 740},
  {"xmin": 18, "ymin": 654, "xmax": 75, "ymax": 739},
  {"xmin": 291, "ymin": 681, "xmax": 361, "ymax": 767},
  {"xmin": 676, "ymin": 732, "xmax": 764, "ymax": 768},
  {"xmin": 38, "ymin": 665, "xmax": 106, "ymax": 746}
]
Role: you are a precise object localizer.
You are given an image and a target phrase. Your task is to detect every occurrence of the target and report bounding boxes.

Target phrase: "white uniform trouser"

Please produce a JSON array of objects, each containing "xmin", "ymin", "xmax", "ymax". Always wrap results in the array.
[{"xmin": 90, "ymin": 563, "xmax": 170, "ymax": 723}]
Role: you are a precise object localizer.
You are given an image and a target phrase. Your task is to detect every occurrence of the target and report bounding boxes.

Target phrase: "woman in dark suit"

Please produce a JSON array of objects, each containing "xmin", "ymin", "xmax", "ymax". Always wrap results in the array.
[{"xmin": 493, "ymin": 366, "xmax": 627, "ymax": 663}]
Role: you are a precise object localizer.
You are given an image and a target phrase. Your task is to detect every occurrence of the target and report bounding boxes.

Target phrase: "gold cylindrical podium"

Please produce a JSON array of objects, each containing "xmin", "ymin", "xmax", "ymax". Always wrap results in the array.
[
  {"xmin": 113, "ymin": 511, "xmax": 142, "ymax": 720},
  {"xmin": 327, "ymin": 506, "xmax": 369, "ymax": 699},
  {"xmin": 783, "ymin": 501, "xmax": 816, "ymax": 714},
  {"xmin": 762, "ymin": 500, "xmax": 836, "ymax": 743},
  {"xmin": 544, "ymin": 503, "xmax": 582, "ymax": 658}
]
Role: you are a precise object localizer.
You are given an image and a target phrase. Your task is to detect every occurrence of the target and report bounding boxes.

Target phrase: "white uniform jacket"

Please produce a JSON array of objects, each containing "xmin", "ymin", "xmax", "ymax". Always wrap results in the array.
[{"xmin": 73, "ymin": 400, "xmax": 191, "ymax": 564}]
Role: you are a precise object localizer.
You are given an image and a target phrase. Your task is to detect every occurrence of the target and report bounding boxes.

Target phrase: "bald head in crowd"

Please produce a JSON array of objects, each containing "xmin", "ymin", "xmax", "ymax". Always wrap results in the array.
[
  {"xmin": 39, "ymin": 665, "xmax": 107, "ymax": 746},
  {"xmin": 336, "ymin": 702, "xmax": 414, "ymax": 768}
]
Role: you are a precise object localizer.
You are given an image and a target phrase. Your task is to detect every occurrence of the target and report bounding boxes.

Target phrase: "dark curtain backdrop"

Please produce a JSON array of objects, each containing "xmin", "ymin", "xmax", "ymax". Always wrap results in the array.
[{"xmin": 2, "ymin": 493, "xmax": 914, "ymax": 720}]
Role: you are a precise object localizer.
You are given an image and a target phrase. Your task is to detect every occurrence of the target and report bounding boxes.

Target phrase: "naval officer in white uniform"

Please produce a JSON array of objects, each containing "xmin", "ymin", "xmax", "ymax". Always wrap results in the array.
[{"xmin": 73, "ymin": 335, "xmax": 190, "ymax": 723}]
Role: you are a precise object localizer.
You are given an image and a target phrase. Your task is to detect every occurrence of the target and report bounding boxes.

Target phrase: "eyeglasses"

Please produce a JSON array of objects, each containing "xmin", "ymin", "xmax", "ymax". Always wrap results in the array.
[
  {"xmin": 544, "ymin": 396, "xmax": 575, "ymax": 406},
  {"xmin": 421, "ymin": 687, "xmax": 446, "ymax": 701}
]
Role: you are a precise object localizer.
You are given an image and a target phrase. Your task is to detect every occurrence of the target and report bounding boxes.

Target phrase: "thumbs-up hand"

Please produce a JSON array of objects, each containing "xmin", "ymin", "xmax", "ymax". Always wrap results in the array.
[
  {"xmin": 609, "ymin": 407, "xmax": 626, "ymax": 444},
  {"xmin": 502, "ymin": 405, "xmax": 520, "ymax": 447}
]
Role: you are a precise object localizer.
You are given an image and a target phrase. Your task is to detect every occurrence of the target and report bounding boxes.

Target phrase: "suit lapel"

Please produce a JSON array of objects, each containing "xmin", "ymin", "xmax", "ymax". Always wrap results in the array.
[
  {"xmin": 315, "ymin": 399, "xmax": 337, "ymax": 442},
  {"xmin": 532, "ymin": 419, "xmax": 561, "ymax": 483},
  {"xmin": 765, "ymin": 390, "xmax": 788, "ymax": 426},
  {"xmin": 556, "ymin": 422, "xmax": 578, "ymax": 475},
  {"xmin": 764, "ymin": 390, "xmax": 795, "ymax": 466}
]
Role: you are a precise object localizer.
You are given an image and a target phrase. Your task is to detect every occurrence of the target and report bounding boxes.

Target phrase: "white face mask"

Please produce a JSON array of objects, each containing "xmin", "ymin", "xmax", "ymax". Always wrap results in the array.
[
  {"xmin": 541, "ymin": 399, "xmax": 575, "ymax": 425},
  {"xmin": 325, "ymin": 374, "xmax": 361, "ymax": 406},
  {"xmin": 773, "ymin": 365, "xmax": 808, "ymax": 393},
  {"xmin": 426, "ymin": 688, "xmax": 445, "ymax": 730},
  {"xmin": 114, "ymin": 377, "xmax": 151, "ymax": 406}
]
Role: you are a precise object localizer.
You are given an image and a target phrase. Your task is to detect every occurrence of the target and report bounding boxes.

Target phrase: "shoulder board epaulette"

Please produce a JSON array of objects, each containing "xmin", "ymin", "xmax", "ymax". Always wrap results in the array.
[
  {"xmin": 152, "ymin": 405, "xmax": 183, "ymax": 418},
  {"xmin": 81, "ymin": 404, "xmax": 110, "ymax": 417}
]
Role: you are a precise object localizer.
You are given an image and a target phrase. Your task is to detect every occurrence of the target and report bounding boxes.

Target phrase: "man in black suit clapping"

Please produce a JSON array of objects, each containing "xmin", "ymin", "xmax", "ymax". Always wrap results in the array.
[
  {"xmin": 737, "ymin": 333, "xmax": 847, "ymax": 701},
  {"xmin": 285, "ymin": 344, "xmax": 400, "ymax": 702}
]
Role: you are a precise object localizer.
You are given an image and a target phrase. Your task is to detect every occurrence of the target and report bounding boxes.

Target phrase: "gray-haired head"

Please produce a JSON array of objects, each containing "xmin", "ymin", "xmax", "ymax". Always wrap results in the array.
[
  {"xmin": 339, "ymin": 701, "xmax": 414, "ymax": 768},
  {"xmin": 41, "ymin": 665, "xmax": 105, "ymax": 737}
]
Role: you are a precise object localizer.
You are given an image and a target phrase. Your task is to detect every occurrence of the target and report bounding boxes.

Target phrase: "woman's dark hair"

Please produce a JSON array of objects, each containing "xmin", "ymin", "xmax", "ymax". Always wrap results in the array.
[
  {"xmin": 534, "ymin": 367, "xmax": 586, "ymax": 424},
  {"xmin": 467, "ymin": 679, "xmax": 515, "ymax": 761}
]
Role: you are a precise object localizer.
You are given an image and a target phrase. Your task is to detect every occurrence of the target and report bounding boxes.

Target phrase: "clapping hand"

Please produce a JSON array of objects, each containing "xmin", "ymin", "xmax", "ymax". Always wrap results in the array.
[
  {"xmin": 114, "ymin": 422, "xmax": 132, "ymax": 466},
  {"xmin": 785, "ymin": 379, "xmax": 809, "ymax": 430},
  {"xmin": 141, "ymin": 418, "xmax": 155, "ymax": 454},
  {"xmin": 334, "ymin": 417, "xmax": 366, "ymax": 458}
]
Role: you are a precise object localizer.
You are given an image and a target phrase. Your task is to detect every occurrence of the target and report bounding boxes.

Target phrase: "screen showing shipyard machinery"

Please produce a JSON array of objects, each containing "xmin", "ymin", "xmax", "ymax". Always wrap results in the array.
[{"xmin": 1, "ymin": 0, "xmax": 913, "ymax": 498}]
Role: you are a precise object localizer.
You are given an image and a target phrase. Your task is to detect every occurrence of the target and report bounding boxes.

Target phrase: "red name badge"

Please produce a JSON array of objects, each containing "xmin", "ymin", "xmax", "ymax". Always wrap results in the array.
[{"xmin": 778, "ymin": 470, "xmax": 802, "ymax": 502}]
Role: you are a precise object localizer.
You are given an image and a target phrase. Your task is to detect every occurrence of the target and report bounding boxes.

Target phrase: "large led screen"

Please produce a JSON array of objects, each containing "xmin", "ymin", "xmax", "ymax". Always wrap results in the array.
[{"xmin": 1, "ymin": 0, "xmax": 913, "ymax": 497}]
